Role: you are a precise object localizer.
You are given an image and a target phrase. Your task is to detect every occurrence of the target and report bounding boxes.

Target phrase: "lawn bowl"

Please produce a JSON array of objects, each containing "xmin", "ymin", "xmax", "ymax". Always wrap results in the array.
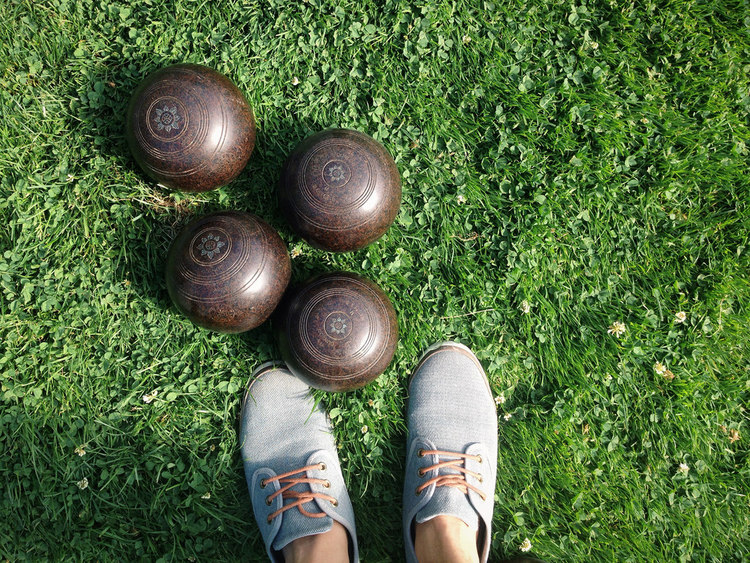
[
  {"xmin": 166, "ymin": 211, "xmax": 290, "ymax": 333},
  {"xmin": 276, "ymin": 272, "xmax": 398, "ymax": 392},
  {"xmin": 279, "ymin": 129, "xmax": 401, "ymax": 252},
  {"xmin": 126, "ymin": 63, "xmax": 256, "ymax": 192}
]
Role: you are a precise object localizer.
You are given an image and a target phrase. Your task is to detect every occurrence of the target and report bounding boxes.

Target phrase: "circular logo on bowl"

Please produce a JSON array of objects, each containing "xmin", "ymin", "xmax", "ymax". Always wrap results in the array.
[
  {"xmin": 324, "ymin": 311, "xmax": 353, "ymax": 340},
  {"xmin": 146, "ymin": 96, "xmax": 188, "ymax": 141},
  {"xmin": 189, "ymin": 227, "xmax": 232, "ymax": 266},
  {"xmin": 322, "ymin": 160, "xmax": 352, "ymax": 188}
]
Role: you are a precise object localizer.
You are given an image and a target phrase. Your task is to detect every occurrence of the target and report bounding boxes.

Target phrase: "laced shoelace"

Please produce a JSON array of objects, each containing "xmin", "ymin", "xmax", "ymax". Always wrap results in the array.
[
  {"xmin": 261, "ymin": 463, "xmax": 339, "ymax": 523},
  {"xmin": 415, "ymin": 449, "xmax": 486, "ymax": 501}
]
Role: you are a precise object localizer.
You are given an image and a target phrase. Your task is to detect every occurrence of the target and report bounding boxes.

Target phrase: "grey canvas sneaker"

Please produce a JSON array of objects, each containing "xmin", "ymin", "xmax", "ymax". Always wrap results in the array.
[
  {"xmin": 240, "ymin": 363, "xmax": 359, "ymax": 562},
  {"xmin": 403, "ymin": 342, "xmax": 498, "ymax": 563}
]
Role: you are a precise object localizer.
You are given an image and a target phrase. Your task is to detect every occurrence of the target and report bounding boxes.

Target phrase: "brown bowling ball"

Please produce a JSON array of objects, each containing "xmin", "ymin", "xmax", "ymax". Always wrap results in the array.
[
  {"xmin": 126, "ymin": 63, "xmax": 256, "ymax": 192},
  {"xmin": 166, "ymin": 211, "xmax": 290, "ymax": 333},
  {"xmin": 276, "ymin": 272, "xmax": 398, "ymax": 392},
  {"xmin": 279, "ymin": 129, "xmax": 401, "ymax": 252}
]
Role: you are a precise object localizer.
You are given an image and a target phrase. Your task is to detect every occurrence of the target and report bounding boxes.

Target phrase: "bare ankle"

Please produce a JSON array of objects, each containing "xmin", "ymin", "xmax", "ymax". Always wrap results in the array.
[
  {"xmin": 281, "ymin": 520, "xmax": 349, "ymax": 563},
  {"xmin": 415, "ymin": 515, "xmax": 480, "ymax": 563}
]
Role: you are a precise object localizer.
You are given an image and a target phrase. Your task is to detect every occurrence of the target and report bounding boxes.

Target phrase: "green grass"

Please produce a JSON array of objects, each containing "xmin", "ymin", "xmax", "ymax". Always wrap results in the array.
[{"xmin": 1, "ymin": 0, "xmax": 749, "ymax": 560}]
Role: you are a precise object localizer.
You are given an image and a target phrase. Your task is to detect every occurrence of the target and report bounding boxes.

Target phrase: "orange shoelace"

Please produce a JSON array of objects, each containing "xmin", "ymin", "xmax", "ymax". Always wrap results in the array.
[
  {"xmin": 261, "ymin": 463, "xmax": 338, "ymax": 523},
  {"xmin": 415, "ymin": 449, "xmax": 486, "ymax": 501}
]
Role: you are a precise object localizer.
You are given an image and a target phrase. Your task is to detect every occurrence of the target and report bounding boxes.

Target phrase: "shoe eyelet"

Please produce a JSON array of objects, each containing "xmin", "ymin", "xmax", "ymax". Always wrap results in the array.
[
  {"xmin": 417, "ymin": 449, "xmax": 425, "ymax": 457},
  {"xmin": 265, "ymin": 496, "xmax": 273, "ymax": 506},
  {"xmin": 324, "ymin": 480, "xmax": 331, "ymax": 488},
  {"xmin": 331, "ymin": 499, "xmax": 339, "ymax": 507},
  {"xmin": 477, "ymin": 455, "xmax": 483, "ymax": 464},
  {"xmin": 260, "ymin": 479, "xmax": 267, "ymax": 489},
  {"xmin": 319, "ymin": 463, "xmax": 327, "ymax": 471},
  {"xmin": 478, "ymin": 475, "xmax": 483, "ymax": 483},
  {"xmin": 417, "ymin": 469, "xmax": 425, "ymax": 477}
]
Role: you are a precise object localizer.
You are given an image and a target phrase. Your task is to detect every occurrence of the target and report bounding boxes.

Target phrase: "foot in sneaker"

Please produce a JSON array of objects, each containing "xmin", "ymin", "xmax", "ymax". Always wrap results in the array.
[
  {"xmin": 240, "ymin": 364, "xmax": 359, "ymax": 562},
  {"xmin": 402, "ymin": 342, "xmax": 498, "ymax": 563}
]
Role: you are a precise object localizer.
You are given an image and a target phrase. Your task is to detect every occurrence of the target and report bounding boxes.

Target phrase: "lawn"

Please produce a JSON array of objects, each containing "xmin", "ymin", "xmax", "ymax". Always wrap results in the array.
[{"xmin": 1, "ymin": 0, "xmax": 748, "ymax": 561}]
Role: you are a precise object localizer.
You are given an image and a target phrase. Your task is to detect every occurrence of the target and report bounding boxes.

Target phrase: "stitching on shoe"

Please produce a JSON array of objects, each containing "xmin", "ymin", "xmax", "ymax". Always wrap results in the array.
[
  {"xmin": 410, "ymin": 344, "xmax": 492, "ymax": 398},
  {"xmin": 241, "ymin": 362, "xmax": 288, "ymax": 412}
]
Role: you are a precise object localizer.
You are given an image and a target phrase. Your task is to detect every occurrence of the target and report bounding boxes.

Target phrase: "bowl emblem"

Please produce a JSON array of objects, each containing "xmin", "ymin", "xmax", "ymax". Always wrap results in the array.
[
  {"xmin": 153, "ymin": 105, "xmax": 181, "ymax": 133},
  {"xmin": 322, "ymin": 160, "xmax": 351, "ymax": 187},
  {"xmin": 196, "ymin": 233, "xmax": 225, "ymax": 260},
  {"xmin": 325, "ymin": 311, "xmax": 353, "ymax": 340}
]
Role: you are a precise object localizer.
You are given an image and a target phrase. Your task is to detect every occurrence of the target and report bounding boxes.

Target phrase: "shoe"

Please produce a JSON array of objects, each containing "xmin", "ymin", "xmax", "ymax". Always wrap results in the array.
[
  {"xmin": 402, "ymin": 342, "xmax": 498, "ymax": 563},
  {"xmin": 239, "ymin": 363, "xmax": 359, "ymax": 562}
]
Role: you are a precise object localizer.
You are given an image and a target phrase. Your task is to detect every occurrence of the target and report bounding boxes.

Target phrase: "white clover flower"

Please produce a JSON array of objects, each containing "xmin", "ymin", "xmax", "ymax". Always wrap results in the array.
[
  {"xmin": 74, "ymin": 446, "xmax": 86, "ymax": 457},
  {"xmin": 495, "ymin": 394, "xmax": 506, "ymax": 405},
  {"xmin": 292, "ymin": 76, "xmax": 300, "ymax": 86},
  {"xmin": 520, "ymin": 537, "xmax": 532, "ymax": 552},
  {"xmin": 201, "ymin": 492, "xmax": 211, "ymax": 499},
  {"xmin": 655, "ymin": 362, "xmax": 675, "ymax": 380},
  {"xmin": 607, "ymin": 321, "xmax": 626, "ymax": 338},
  {"xmin": 361, "ymin": 425, "xmax": 368, "ymax": 434},
  {"xmin": 290, "ymin": 247, "xmax": 302, "ymax": 259},
  {"xmin": 77, "ymin": 478, "xmax": 89, "ymax": 490},
  {"xmin": 678, "ymin": 463, "xmax": 689, "ymax": 475},
  {"xmin": 457, "ymin": 194, "xmax": 467, "ymax": 204},
  {"xmin": 142, "ymin": 391, "xmax": 158, "ymax": 404},
  {"xmin": 503, "ymin": 413, "xmax": 513, "ymax": 421},
  {"xmin": 462, "ymin": 35, "xmax": 471, "ymax": 44},
  {"xmin": 675, "ymin": 311, "xmax": 687, "ymax": 324},
  {"xmin": 520, "ymin": 300, "xmax": 531, "ymax": 314}
]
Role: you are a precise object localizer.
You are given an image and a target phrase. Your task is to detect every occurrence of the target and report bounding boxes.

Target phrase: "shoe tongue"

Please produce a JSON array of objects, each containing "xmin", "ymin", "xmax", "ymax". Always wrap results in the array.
[
  {"xmin": 415, "ymin": 485, "xmax": 480, "ymax": 531},
  {"xmin": 272, "ymin": 503, "xmax": 333, "ymax": 552}
]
